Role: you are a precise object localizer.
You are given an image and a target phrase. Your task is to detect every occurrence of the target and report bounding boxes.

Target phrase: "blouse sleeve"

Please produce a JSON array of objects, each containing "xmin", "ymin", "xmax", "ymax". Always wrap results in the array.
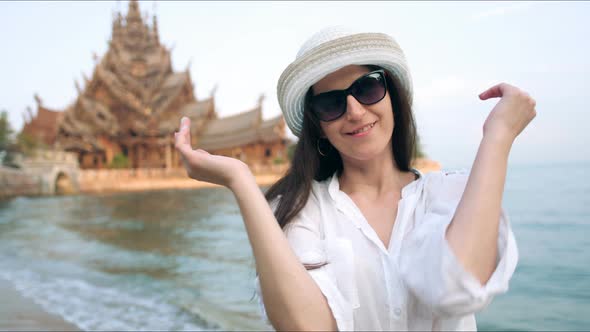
[
  {"xmin": 254, "ymin": 194, "xmax": 354, "ymax": 331},
  {"xmin": 398, "ymin": 171, "xmax": 519, "ymax": 318}
]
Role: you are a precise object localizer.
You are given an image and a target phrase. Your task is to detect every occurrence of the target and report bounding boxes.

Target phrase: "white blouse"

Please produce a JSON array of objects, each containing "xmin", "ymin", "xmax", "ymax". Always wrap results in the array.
[{"xmin": 255, "ymin": 169, "xmax": 518, "ymax": 331}]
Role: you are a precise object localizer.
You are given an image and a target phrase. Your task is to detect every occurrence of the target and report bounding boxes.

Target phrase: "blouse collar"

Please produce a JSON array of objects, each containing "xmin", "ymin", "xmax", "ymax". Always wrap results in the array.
[
  {"xmin": 327, "ymin": 168, "xmax": 423, "ymax": 203},
  {"xmin": 325, "ymin": 168, "xmax": 424, "ymax": 254}
]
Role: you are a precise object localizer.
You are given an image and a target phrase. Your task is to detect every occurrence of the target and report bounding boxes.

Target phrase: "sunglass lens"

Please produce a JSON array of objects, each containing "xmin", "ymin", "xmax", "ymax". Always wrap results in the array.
[
  {"xmin": 352, "ymin": 73, "xmax": 386, "ymax": 105},
  {"xmin": 312, "ymin": 92, "xmax": 346, "ymax": 121}
]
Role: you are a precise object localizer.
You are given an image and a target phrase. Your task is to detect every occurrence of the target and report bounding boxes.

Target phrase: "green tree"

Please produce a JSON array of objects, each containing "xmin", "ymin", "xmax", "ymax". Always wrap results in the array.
[
  {"xmin": 109, "ymin": 153, "xmax": 129, "ymax": 169},
  {"xmin": 0, "ymin": 110, "xmax": 14, "ymax": 151},
  {"xmin": 0, "ymin": 110, "xmax": 18, "ymax": 166},
  {"xmin": 15, "ymin": 131, "xmax": 42, "ymax": 155}
]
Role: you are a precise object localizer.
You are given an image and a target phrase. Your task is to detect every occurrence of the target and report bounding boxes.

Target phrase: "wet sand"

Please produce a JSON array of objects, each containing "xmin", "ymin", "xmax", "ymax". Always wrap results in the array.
[{"xmin": 0, "ymin": 278, "xmax": 79, "ymax": 331}]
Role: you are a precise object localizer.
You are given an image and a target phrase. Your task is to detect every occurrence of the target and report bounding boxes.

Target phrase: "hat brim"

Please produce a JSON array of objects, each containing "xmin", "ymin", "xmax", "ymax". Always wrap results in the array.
[{"xmin": 278, "ymin": 33, "xmax": 413, "ymax": 137}]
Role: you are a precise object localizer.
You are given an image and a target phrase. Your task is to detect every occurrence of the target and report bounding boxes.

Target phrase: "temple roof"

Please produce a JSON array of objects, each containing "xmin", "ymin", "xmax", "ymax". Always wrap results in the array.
[
  {"xmin": 78, "ymin": 96, "xmax": 120, "ymax": 135},
  {"xmin": 26, "ymin": 0, "xmax": 286, "ymax": 156},
  {"xmin": 55, "ymin": 0, "xmax": 195, "ymax": 142},
  {"xmin": 201, "ymin": 106, "xmax": 262, "ymax": 137},
  {"xmin": 197, "ymin": 107, "xmax": 285, "ymax": 151},
  {"xmin": 156, "ymin": 97, "xmax": 215, "ymax": 134},
  {"xmin": 258, "ymin": 115, "xmax": 286, "ymax": 143},
  {"xmin": 180, "ymin": 98, "xmax": 214, "ymax": 119},
  {"xmin": 35, "ymin": 106, "xmax": 62, "ymax": 125},
  {"xmin": 149, "ymin": 72, "xmax": 190, "ymax": 114},
  {"xmin": 21, "ymin": 106, "xmax": 63, "ymax": 146}
]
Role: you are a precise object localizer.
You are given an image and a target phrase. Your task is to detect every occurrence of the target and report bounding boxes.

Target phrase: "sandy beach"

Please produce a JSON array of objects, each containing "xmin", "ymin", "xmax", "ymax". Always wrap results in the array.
[{"xmin": 0, "ymin": 278, "xmax": 79, "ymax": 331}]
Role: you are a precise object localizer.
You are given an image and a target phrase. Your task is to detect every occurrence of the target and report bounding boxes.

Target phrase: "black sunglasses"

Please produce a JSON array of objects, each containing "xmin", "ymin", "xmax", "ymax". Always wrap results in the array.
[{"xmin": 309, "ymin": 69, "xmax": 388, "ymax": 122}]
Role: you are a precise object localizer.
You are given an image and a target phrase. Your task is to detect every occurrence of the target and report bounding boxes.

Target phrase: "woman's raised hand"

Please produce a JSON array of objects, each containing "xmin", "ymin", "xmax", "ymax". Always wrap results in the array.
[
  {"xmin": 174, "ymin": 116, "xmax": 251, "ymax": 189},
  {"xmin": 478, "ymin": 83, "xmax": 537, "ymax": 144}
]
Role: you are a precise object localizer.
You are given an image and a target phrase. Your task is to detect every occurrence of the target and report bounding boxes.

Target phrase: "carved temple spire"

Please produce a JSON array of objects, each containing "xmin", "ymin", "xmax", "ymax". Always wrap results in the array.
[
  {"xmin": 257, "ymin": 94, "xmax": 265, "ymax": 107},
  {"xmin": 26, "ymin": 106, "xmax": 34, "ymax": 123},
  {"xmin": 112, "ymin": 11, "xmax": 123, "ymax": 42},
  {"xmin": 126, "ymin": 0, "xmax": 142, "ymax": 24},
  {"xmin": 82, "ymin": 71, "xmax": 90, "ymax": 87},
  {"xmin": 152, "ymin": 15, "xmax": 159, "ymax": 45},
  {"xmin": 33, "ymin": 93, "xmax": 43, "ymax": 106},
  {"xmin": 74, "ymin": 79, "xmax": 81, "ymax": 94}
]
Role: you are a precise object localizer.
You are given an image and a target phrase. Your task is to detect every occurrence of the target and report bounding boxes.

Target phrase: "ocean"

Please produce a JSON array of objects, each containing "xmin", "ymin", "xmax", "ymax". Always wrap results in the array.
[{"xmin": 0, "ymin": 161, "xmax": 588, "ymax": 331}]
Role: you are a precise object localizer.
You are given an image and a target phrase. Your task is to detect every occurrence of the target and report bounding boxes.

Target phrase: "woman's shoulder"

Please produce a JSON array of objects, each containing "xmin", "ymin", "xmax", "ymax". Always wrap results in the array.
[
  {"xmin": 420, "ymin": 168, "xmax": 471, "ymax": 203},
  {"xmin": 311, "ymin": 176, "xmax": 332, "ymax": 199},
  {"xmin": 269, "ymin": 178, "xmax": 330, "ymax": 229},
  {"xmin": 421, "ymin": 168, "xmax": 470, "ymax": 182}
]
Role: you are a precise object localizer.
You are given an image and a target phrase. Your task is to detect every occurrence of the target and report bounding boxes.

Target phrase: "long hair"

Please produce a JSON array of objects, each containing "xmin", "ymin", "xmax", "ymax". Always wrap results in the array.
[{"xmin": 265, "ymin": 65, "xmax": 418, "ymax": 228}]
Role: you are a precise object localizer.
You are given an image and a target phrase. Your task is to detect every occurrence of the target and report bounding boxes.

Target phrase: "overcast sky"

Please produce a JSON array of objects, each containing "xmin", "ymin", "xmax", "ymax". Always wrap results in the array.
[{"xmin": 1, "ymin": 1, "xmax": 588, "ymax": 168}]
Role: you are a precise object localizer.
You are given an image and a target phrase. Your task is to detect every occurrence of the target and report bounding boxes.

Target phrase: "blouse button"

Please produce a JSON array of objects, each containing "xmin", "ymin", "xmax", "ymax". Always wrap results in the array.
[{"xmin": 394, "ymin": 308, "xmax": 402, "ymax": 316}]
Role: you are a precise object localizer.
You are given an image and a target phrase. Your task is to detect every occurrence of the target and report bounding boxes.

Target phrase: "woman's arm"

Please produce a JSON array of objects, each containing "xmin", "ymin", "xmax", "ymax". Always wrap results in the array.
[
  {"xmin": 174, "ymin": 117, "xmax": 337, "ymax": 331},
  {"xmin": 446, "ymin": 83, "xmax": 536, "ymax": 285}
]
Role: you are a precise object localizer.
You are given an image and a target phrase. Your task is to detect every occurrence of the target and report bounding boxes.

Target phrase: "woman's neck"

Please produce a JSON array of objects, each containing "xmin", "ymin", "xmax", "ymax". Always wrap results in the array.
[{"xmin": 338, "ymin": 149, "xmax": 406, "ymax": 199}]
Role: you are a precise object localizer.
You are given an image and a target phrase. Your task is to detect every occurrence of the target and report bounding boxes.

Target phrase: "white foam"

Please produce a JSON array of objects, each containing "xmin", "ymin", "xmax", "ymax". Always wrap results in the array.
[{"xmin": 1, "ymin": 269, "xmax": 207, "ymax": 331}]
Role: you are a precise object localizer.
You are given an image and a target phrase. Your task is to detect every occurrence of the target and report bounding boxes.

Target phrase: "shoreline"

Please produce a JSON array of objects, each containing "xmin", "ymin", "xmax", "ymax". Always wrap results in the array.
[
  {"xmin": 2, "ymin": 159, "xmax": 442, "ymax": 199},
  {"xmin": 0, "ymin": 278, "xmax": 80, "ymax": 331},
  {"xmin": 77, "ymin": 161, "xmax": 441, "ymax": 195}
]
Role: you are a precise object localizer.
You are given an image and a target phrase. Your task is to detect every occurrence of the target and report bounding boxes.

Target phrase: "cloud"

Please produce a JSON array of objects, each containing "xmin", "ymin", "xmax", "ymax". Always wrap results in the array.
[{"xmin": 470, "ymin": 2, "xmax": 535, "ymax": 22}]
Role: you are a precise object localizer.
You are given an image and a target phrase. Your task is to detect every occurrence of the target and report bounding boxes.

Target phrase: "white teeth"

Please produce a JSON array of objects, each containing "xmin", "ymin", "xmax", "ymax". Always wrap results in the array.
[{"xmin": 351, "ymin": 122, "xmax": 375, "ymax": 135}]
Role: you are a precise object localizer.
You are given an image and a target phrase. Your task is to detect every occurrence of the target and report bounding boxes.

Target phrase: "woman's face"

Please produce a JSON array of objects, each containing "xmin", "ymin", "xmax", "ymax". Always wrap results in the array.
[{"xmin": 312, "ymin": 65, "xmax": 394, "ymax": 162}]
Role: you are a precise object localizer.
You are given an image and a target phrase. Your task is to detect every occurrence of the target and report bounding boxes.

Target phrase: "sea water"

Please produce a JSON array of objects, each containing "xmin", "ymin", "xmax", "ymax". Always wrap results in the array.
[{"xmin": 0, "ymin": 161, "xmax": 588, "ymax": 330}]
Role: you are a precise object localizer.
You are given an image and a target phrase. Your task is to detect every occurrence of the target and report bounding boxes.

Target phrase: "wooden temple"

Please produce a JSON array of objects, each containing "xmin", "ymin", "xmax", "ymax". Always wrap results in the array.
[{"xmin": 21, "ymin": 0, "xmax": 288, "ymax": 169}]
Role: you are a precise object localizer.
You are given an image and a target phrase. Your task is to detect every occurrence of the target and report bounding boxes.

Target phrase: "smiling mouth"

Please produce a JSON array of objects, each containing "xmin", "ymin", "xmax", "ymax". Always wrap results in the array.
[{"xmin": 347, "ymin": 121, "xmax": 377, "ymax": 135}]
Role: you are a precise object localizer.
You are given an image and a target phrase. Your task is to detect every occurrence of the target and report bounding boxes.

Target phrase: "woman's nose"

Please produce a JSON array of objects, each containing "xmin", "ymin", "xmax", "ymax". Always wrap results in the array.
[{"xmin": 346, "ymin": 94, "xmax": 367, "ymax": 121}]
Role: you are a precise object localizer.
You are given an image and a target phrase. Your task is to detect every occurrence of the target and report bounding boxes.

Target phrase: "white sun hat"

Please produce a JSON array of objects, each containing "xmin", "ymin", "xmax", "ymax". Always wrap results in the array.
[{"xmin": 277, "ymin": 26, "xmax": 414, "ymax": 137}]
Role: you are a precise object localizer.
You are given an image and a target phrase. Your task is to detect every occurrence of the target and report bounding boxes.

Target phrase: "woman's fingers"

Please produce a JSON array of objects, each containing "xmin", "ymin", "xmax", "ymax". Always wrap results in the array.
[
  {"xmin": 174, "ymin": 117, "xmax": 193, "ymax": 157},
  {"xmin": 181, "ymin": 116, "xmax": 191, "ymax": 145},
  {"xmin": 174, "ymin": 117, "xmax": 215, "ymax": 180},
  {"xmin": 479, "ymin": 82, "xmax": 537, "ymax": 141},
  {"xmin": 479, "ymin": 83, "xmax": 512, "ymax": 100},
  {"xmin": 172, "ymin": 115, "xmax": 249, "ymax": 187}
]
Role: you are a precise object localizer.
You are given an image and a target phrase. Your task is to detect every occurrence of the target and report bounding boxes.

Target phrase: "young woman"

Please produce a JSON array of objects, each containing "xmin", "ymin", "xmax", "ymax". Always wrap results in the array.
[{"xmin": 174, "ymin": 26, "xmax": 536, "ymax": 331}]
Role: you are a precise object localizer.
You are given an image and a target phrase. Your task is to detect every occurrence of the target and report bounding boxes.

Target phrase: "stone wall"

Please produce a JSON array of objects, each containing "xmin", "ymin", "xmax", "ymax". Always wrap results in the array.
[
  {"xmin": 0, "ymin": 167, "xmax": 42, "ymax": 198},
  {"xmin": 13, "ymin": 149, "xmax": 78, "ymax": 168}
]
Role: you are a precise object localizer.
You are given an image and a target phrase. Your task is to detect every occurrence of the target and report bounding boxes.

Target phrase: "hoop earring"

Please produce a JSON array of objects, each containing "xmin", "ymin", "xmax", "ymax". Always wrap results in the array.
[{"xmin": 317, "ymin": 138, "xmax": 330, "ymax": 157}]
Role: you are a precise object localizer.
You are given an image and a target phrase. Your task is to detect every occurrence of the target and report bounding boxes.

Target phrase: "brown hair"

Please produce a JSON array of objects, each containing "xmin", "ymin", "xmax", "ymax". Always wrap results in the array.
[{"xmin": 265, "ymin": 65, "xmax": 418, "ymax": 228}]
